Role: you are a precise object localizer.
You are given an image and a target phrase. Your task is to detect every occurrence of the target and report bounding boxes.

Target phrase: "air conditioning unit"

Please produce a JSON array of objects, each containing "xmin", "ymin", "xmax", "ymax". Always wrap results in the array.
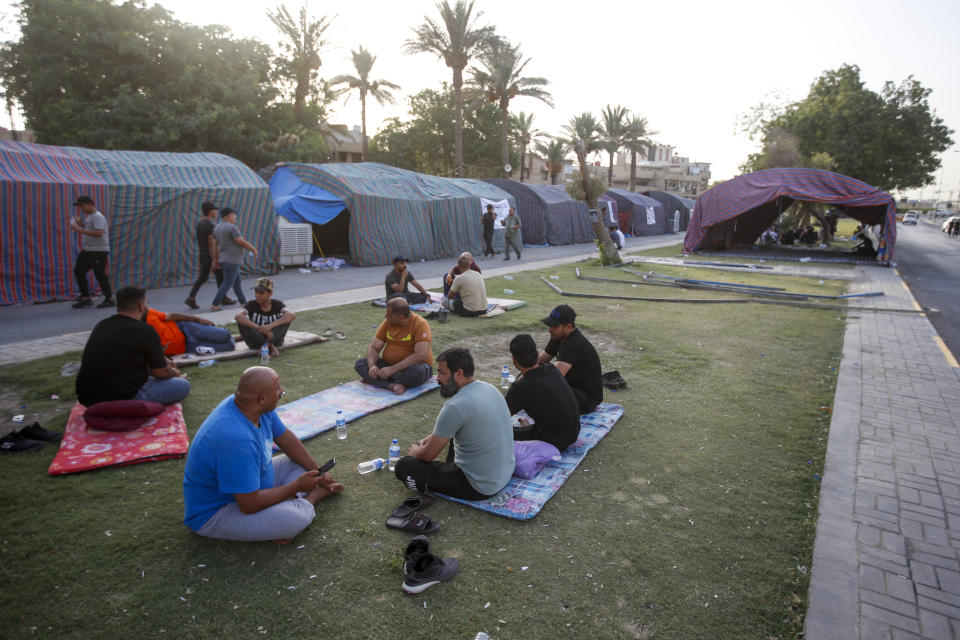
[{"xmin": 278, "ymin": 223, "xmax": 312, "ymax": 266}]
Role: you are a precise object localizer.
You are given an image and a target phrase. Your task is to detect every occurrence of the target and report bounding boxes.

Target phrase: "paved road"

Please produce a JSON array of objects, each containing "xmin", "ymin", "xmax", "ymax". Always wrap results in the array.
[{"xmin": 894, "ymin": 220, "xmax": 960, "ymax": 361}]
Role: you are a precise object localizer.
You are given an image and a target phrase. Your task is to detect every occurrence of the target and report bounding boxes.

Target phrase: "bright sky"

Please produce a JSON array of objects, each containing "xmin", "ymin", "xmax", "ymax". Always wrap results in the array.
[{"xmin": 4, "ymin": 0, "xmax": 959, "ymax": 201}]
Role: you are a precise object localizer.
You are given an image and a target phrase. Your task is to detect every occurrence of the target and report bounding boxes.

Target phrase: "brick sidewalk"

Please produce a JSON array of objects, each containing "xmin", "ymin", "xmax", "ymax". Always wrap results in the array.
[{"xmin": 806, "ymin": 266, "xmax": 960, "ymax": 639}]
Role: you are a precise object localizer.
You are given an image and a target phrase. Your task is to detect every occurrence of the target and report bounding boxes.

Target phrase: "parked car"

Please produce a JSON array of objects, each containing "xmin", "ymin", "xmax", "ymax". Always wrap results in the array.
[
  {"xmin": 941, "ymin": 216, "xmax": 960, "ymax": 232},
  {"xmin": 902, "ymin": 213, "xmax": 919, "ymax": 225}
]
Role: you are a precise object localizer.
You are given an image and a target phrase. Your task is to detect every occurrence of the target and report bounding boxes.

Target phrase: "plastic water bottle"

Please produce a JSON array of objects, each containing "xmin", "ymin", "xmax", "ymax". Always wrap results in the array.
[
  {"xmin": 260, "ymin": 343, "xmax": 269, "ymax": 365},
  {"xmin": 389, "ymin": 439, "xmax": 401, "ymax": 471},
  {"xmin": 503, "ymin": 288, "xmax": 515, "ymax": 295},
  {"xmin": 197, "ymin": 360, "xmax": 216, "ymax": 368},
  {"xmin": 335, "ymin": 410, "xmax": 347, "ymax": 440},
  {"xmin": 500, "ymin": 365, "xmax": 510, "ymax": 389},
  {"xmin": 475, "ymin": 633, "xmax": 491, "ymax": 640},
  {"xmin": 357, "ymin": 458, "xmax": 386, "ymax": 474}
]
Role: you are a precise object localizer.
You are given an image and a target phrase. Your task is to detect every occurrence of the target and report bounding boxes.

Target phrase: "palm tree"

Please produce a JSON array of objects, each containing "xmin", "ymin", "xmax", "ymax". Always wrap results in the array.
[
  {"xmin": 330, "ymin": 47, "xmax": 400, "ymax": 158},
  {"xmin": 267, "ymin": 3, "xmax": 333, "ymax": 124},
  {"xmin": 623, "ymin": 115, "xmax": 656, "ymax": 191},
  {"xmin": 510, "ymin": 111, "xmax": 540, "ymax": 181},
  {"xmin": 405, "ymin": 0, "xmax": 498, "ymax": 178},
  {"xmin": 535, "ymin": 137, "xmax": 567, "ymax": 185},
  {"xmin": 469, "ymin": 41, "xmax": 553, "ymax": 178},
  {"xmin": 600, "ymin": 104, "xmax": 630, "ymax": 188},
  {"xmin": 562, "ymin": 112, "xmax": 619, "ymax": 263}
]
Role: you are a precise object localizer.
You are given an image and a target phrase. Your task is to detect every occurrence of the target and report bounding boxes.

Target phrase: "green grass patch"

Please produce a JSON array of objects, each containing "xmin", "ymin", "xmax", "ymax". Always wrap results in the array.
[{"xmin": 0, "ymin": 244, "xmax": 844, "ymax": 639}]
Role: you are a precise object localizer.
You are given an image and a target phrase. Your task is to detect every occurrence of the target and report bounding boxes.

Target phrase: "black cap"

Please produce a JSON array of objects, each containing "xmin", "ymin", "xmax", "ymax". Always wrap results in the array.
[
  {"xmin": 73, "ymin": 195, "xmax": 94, "ymax": 206},
  {"xmin": 541, "ymin": 304, "xmax": 576, "ymax": 327},
  {"xmin": 392, "ymin": 255, "xmax": 408, "ymax": 264},
  {"xmin": 219, "ymin": 207, "xmax": 236, "ymax": 218}
]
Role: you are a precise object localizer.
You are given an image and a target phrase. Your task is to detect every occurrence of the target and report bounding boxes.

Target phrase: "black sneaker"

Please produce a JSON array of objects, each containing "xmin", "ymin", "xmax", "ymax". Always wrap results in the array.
[
  {"xmin": 222, "ymin": 297, "xmax": 237, "ymax": 305},
  {"xmin": 184, "ymin": 297, "xmax": 199, "ymax": 310},
  {"xmin": 20, "ymin": 422, "xmax": 62, "ymax": 442},
  {"xmin": 0, "ymin": 431, "xmax": 45, "ymax": 453},
  {"xmin": 402, "ymin": 553, "xmax": 459, "ymax": 594},
  {"xmin": 96, "ymin": 298, "xmax": 116, "ymax": 308},
  {"xmin": 71, "ymin": 298, "xmax": 93, "ymax": 309}
]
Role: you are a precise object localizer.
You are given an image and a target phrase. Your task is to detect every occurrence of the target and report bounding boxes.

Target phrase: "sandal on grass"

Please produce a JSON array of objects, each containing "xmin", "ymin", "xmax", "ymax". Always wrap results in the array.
[
  {"xmin": 386, "ymin": 512, "xmax": 439, "ymax": 534},
  {"xmin": 335, "ymin": 331, "xmax": 346, "ymax": 340},
  {"xmin": 391, "ymin": 492, "xmax": 435, "ymax": 519},
  {"xmin": 322, "ymin": 328, "xmax": 334, "ymax": 337}
]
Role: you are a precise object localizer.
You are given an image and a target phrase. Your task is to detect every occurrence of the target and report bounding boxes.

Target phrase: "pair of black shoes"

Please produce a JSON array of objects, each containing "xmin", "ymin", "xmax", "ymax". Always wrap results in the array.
[
  {"xmin": 402, "ymin": 535, "xmax": 459, "ymax": 594},
  {"xmin": 601, "ymin": 370, "xmax": 628, "ymax": 391},
  {"xmin": 72, "ymin": 297, "xmax": 115, "ymax": 309},
  {"xmin": 0, "ymin": 423, "xmax": 62, "ymax": 453}
]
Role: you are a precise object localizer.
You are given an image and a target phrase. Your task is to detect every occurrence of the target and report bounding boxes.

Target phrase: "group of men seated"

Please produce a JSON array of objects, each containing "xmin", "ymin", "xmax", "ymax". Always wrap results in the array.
[
  {"xmin": 178, "ymin": 300, "xmax": 602, "ymax": 544},
  {"xmin": 385, "ymin": 252, "xmax": 491, "ymax": 318}
]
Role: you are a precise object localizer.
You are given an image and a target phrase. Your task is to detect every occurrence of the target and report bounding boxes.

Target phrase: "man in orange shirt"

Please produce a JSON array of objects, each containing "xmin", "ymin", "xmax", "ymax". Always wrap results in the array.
[
  {"xmin": 144, "ymin": 308, "xmax": 235, "ymax": 356},
  {"xmin": 355, "ymin": 298, "xmax": 433, "ymax": 395}
]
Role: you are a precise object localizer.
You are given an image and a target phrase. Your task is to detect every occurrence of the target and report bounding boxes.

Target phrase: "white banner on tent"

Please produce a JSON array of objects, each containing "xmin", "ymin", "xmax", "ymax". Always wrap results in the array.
[
  {"xmin": 646, "ymin": 206, "xmax": 656, "ymax": 225},
  {"xmin": 480, "ymin": 198, "xmax": 511, "ymax": 226}
]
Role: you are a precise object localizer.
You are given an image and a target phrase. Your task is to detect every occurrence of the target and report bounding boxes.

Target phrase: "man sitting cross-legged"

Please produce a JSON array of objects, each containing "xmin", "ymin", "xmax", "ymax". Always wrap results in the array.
[
  {"xmin": 235, "ymin": 278, "xmax": 296, "ymax": 358},
  {"xmin": 394, "ymin": 348, "xmax": 515, "ymax": 501},
  {"xmin": 506, "ymin": 334, "xmax": 581, "ymax": 452},
  {"xmin": 182, "ymin": 367, "xmax": 343, "ymax": 543},
  {"xmin": 538, "ymin": 304, "xmax": 603, "ymax": 414},
  {"xmin": 444, "ymin": 253, "xmax": 488, "ymax": 317},
  {"xmin": 355, "ymin": 297, "xmax": 433, "ymax": 395}
]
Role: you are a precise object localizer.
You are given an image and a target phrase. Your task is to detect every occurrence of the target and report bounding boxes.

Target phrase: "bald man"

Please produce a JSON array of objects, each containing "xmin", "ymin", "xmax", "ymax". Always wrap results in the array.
[{"xmin": 182, "ymin": 367, "xmax": 343, "ymax": 543}]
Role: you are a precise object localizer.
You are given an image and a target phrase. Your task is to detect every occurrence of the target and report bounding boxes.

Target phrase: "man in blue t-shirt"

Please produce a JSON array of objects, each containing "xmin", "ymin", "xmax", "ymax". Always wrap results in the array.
[
  {"xmin": 394, "ymin": 347, "xmax": 515, "ymax": 500},
  {"xmin": 182, "ymin": 367, "xmax": 343, "ymax": 543}
]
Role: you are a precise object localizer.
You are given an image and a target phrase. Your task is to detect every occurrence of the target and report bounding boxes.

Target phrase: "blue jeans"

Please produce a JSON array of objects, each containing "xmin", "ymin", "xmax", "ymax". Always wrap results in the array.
[
  {"xmin": 213, "ymin": 262, "xmax": 245, "ymax": 306},
  {"xmin": 177, "ymin": 321, "xmax": 235, "ymax": 354},
  {"xmin": 134, "ymin": 376, "xmax": 191, "ymax": 405}
]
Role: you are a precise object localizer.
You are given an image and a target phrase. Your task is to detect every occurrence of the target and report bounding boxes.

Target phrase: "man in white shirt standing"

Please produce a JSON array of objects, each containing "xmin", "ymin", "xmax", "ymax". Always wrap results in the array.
[{"xmin": 69, "ymin": 195, "xmax": 114, "ymax": 309}]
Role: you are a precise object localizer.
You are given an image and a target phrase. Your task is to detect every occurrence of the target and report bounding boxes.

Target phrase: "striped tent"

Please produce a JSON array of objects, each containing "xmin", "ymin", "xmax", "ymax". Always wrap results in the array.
[
  {"xmin": 605, "ymin": 189, "xmax": 668, "ymax": 236},
  {"xmin": 0, "ymin": 141, "xmax": 277, "ymax": 306},
  {"xmin": 684, "ymin": 168, "xmax": 897, "ymax": 257},
  {"xmin": 261, "ymin": 163, "xmax": 516, "ymax": 266},
  {"xmin": 482, "ymin": 179, "xmax": 593, "ymax": 245}
]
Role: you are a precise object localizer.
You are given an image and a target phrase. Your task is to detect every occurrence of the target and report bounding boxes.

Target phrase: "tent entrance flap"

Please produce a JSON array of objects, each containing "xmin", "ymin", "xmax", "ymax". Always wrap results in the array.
[{"xmin": 269, "ymin": 166, "xmax": 346, "ymax": 225}]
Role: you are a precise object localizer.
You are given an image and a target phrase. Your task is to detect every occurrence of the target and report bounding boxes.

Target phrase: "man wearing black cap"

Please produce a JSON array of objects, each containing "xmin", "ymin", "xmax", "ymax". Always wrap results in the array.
[
  {"xmin": 385, "ymin": 256, "xmax": 429, "ymax": 305},
  {"xmin": 211, "ymin": 208, "xmax": 258, "ymax": 311},
  {"xmin": 69, "ymin": 195, "xmax": 114, "ymax": 309},
  {"xmin": 538, "ymin": 304, "xmax": 603, "ymax": 414}
]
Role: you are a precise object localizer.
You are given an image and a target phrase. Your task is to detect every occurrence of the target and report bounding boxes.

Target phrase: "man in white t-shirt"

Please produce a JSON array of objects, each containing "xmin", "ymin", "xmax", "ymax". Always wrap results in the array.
[
  {"xmin": 69, "ymin": 195, "xmax": 114, "ymax": 309},
  {"xmin": 446, "ymin": 255, "xmax": 488, "ymax": 317}
]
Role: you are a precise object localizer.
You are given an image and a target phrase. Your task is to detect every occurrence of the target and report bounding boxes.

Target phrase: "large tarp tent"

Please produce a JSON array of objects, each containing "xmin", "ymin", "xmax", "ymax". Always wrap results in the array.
[
  {"xmin": 605, "ymin": 189, "xmax": 668, "ymax": 236},
  {"xmin": 641, "ymin": 190, "xmax": 691, "ymax": 232},
  {"xmin": 261, "ymin": 162, "xmax": 516, "ymax": 266},
  {"xmin": 482, "ymin": 179, "xmax": 593, "ymax": 245},
  {"xmin": 0, "ymin": 141, "xmax": 277, "ymax": 306},
  {"xmin": 684, "ymin": 168, "xmax": 897, "ymax": 257},
  {"xmin": 598, "ymin": 194, "xmax": 619, "ymax": 228}
]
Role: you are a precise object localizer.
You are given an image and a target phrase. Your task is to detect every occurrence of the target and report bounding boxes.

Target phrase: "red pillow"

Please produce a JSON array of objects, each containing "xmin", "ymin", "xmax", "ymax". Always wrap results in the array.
[{"xmin": 83, "ymin": 400, "xmax": 165, "ymax": 432}]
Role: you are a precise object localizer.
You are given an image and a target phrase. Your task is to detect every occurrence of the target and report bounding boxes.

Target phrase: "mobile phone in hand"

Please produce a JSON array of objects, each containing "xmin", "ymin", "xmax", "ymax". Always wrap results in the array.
[{"xmin": 318, "ymin": 458, "xmax": 336, "ymax": 474}]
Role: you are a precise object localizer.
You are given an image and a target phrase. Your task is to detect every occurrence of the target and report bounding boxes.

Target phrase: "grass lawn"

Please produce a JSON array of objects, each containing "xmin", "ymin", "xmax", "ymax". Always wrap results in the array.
[{"xmin": 0, "ymin": 244, "xmax": 846, "ymax": 639}]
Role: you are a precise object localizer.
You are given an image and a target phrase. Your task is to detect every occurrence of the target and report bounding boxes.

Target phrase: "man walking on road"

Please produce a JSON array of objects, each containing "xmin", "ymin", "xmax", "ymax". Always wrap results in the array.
[
  {"xmin": 503, "ymin": 207, "xmax": 522, "ymax": 261},
  {"xmin": 211, "ymin": 208, "xmax": 258, "ymax": 312},
  {"xmin": 185, "ymin": 202, "xmax": 234, "ymax": 309},
  {"xmin": 482, "ymin": 204, "xmax": 496, "ymax": 258},
  {"xmin": 69, "ymin": 195, "xmax": 114, "ymax": 309}
]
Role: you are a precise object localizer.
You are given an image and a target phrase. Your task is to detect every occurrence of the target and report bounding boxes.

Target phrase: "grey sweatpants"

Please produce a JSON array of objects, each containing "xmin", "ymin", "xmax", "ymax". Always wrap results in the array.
[{"xmin": 194, "ymin": 455, "xmax": 316, "ymax": 542}]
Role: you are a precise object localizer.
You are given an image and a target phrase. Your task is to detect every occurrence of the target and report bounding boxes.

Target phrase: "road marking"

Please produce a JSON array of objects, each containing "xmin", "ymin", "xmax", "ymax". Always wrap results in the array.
[
  {"xmin": 933, "ymin": 336, "xmax": 960, "ymax": 368},
  {"xmin": 894, "ymin": 268, "xmax": 924, "ymax": 312}
]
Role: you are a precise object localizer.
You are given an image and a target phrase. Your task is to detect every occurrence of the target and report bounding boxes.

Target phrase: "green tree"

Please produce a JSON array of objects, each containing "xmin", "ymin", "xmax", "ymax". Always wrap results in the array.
[
  {"xmin": 266, "ymin": 3, "xmax": 333, "ymax": 125},
  {"xmin": 0, "ymin": 0, "xmax": 306, "ymax": 167},
  {"xmin": 623, "ymin": 115, "xmax": 655, "ymax": 191},
  {"xmin": 562, "ymin": 112, "xmax": 619, "ymax": 264},
  {"xmin": 744, "ymin": 64, "xmax": 953, "ymax": 191},
  {"xmin": 404, "ymin": 0, "xmax": 498, "ymax": 177},
  {"xmin": 330, "ymin": 46, "xmax": 400, "ymax": 158},
  {"xmin": 368, "ymin": 86, "xmax": 508, "ymax": 178},
  {"xmin": 535, "ymin": 137, "xmax": 567, "ymax": 185},
  {"xmin": 510, "ymin": 111, "xmax": 540, "ymax": 182},
  {"xmin": 599, "ymin": 104, "xmax": 630, "ymax": 187},
  {"xmin": 469, "ymin": 40, "xmax": 552, "ymax": 178}
]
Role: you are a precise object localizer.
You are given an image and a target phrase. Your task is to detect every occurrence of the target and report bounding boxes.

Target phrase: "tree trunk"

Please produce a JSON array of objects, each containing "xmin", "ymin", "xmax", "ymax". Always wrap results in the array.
[
  {"xmin": 500, "ymin": 101, "xmax": 510, "ymax": 178},
  {"xmin": 629, "ymin": 150, "xmax": 637, "ymax": 191},
  {"xmin": 550, "ymin": 170, "xmax": 559, "ymax": 185},
  {"xmin": 360, "ymin": 89, "xmax": 368, "ymax": 159},
  {"xmin": 579, "ymin": 154, "xmax": 620, "ymax": 264},
  {"xmin": 453, "ymin": 66, "xmax": 464, "ymax": 178},
  {"xmin": 518, "ymin": 143, "xmax": 525, "ymax": 182},
  {"xmin": 607, "ymin": 154, "xmax": 614, "ymax": 188}
]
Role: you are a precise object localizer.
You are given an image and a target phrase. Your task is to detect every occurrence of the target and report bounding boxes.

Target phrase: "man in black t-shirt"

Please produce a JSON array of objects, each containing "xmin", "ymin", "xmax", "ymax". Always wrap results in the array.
[
  {"xmin": 506, "ymin": 334, "xmax": 580, "ymax": 451},
  {"xmin": 235, "ymin": 278, "xmax": 297, "ymax": 357},
  {"xmin": 537, "ymin": 304, "xmax": 603, "ymax": 414},
  {"xmin": 185, "ymin": 202, "xmax": 232, "ymax": 309},
  {"xmin": 384, "ymin": 255, "xmax": 429, "ymax": 304},
  {"xmin": 481, "ymin": 204, "xmax": 496, "ymax": 258},
  {"xmin": 76, "ymin": 286, "xmax": 191, "ymax": 407}
]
